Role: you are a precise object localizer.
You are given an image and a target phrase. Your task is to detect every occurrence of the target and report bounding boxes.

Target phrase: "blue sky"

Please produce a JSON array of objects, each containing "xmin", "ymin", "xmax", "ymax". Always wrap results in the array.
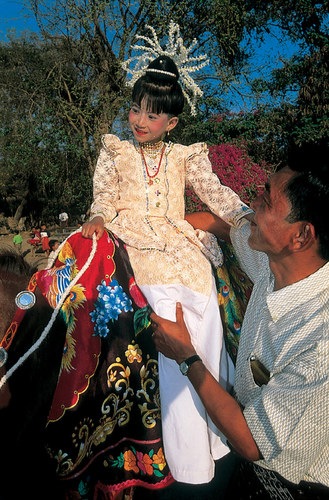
[
  {"xmin": 0, "ymin": 0, "xmax": 39, "ymax": 39},
  {"xmin": 0, "ymin": 1, "xmax": 299, "ymax": 111}
]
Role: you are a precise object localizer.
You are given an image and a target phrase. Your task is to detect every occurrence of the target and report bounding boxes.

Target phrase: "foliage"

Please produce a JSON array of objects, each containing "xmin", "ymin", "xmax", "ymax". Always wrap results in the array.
[
  {"xmin": 185, "ymin": 141, "xmax": 274, "ymax": 213},
  {"xmin": 245, "ymin": 0, "xmax": 329, "ymax": 140},
  {"xmin": 0, "ymin": 0, "xmax": 328, "ymax": 224},
  {"xmin": 0, "ymin": 0, "xmax": 255, "ymax": 223}
]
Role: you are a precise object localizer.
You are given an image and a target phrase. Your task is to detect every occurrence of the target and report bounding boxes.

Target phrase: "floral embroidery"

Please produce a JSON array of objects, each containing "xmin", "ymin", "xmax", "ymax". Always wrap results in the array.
[
  {"xmin": 110, "ymin": 446, "xmax": 166, "ymax": 477},
  {"xmin": 90, "ymin": 279, "xmax": 133, "ymax": 337},
  {"xmin": 134, "ymin": 305, "xmax": 152, "ymax": 337},
  {"xmin": 128, "ymin": 277, "xmax": 147, "ymax": 308},
  {"xmin": 128, "ymin": 277, "xmax": 152, "ymax": 337},
  {"xmin": 125, "ymin": 342, "xmax": 142, "ymax": 363},
  {"xmin": 137, "ymin": 359, "xmax": 161, "ymax": 428},
  {"xmin": 77, "ymin": 476, "xmax": 91, "ymax": 499},
  {"xmin": 123, "ymin": 449, "xmax": 139, "ymax": 474},
  {"xmin": 137, "ymin": 450, "xmax": 153, "ymax": 475},
  {"xmin": 153, "ymin": 448, "xmax": 166, "ymax": 471}
]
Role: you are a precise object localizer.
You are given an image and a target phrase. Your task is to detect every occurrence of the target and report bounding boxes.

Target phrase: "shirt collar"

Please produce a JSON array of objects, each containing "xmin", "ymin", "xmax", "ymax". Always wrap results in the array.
[{"xmin": 266, "ymin": 261, "xmax": 329, "ymax": 322}]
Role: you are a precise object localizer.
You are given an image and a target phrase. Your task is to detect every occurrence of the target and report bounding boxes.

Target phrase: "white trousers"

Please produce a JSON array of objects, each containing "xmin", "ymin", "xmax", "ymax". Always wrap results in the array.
[{"xmin": 140, "ymin": 280, "xmax": 233, "ymax": 484}]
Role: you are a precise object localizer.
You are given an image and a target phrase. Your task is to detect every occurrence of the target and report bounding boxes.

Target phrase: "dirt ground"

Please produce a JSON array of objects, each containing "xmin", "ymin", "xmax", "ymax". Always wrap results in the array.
[{"xmin": 0, "ymin": 227, "xmax": 78, "ymax": 270}]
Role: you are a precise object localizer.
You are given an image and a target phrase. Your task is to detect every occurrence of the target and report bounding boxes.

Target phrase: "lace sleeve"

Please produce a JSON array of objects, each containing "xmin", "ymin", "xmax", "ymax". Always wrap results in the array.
[
  {"xmin": 90, "ymin": 135, "xmax": 120, "ymax": 223},
  {"xmin": 185, "ymin": 143, "xmax": 253, "ymax": 227}
]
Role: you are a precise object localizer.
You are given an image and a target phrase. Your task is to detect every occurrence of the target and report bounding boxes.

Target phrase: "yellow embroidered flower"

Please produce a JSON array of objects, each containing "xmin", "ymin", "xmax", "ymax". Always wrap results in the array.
[
  {"xmin": 125, "ymin": 343, "xmax": 142, "ymax": 363},
  {"xmin": 108, "ymin": 369, "xmax": 117, "ymax": 383},
  {"xmin": 153, "ymin": 448, "xmax": 166, "ymax": 471},
  {"xmin": 123, "ymin": 450, "xmax": 139, "ymax": 473}
]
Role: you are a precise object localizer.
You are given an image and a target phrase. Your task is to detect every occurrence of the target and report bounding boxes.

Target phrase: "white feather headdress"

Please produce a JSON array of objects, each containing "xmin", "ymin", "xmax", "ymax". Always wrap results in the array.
[{"xmin": 121, "ymin": 22, "xmax": 209, "ymax": 116}]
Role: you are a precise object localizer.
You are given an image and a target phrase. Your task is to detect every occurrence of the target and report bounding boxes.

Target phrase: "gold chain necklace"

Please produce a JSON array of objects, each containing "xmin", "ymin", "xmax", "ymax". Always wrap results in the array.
[{"xmin": 139, "ymin": 140, "xmax": 164, "ymax": 159}]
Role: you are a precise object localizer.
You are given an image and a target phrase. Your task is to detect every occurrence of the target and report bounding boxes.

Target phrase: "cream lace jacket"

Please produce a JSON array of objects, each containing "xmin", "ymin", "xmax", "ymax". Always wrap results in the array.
[{"xmin": 91, "ymin": 134, "xmax": 253, "ymax": 296}]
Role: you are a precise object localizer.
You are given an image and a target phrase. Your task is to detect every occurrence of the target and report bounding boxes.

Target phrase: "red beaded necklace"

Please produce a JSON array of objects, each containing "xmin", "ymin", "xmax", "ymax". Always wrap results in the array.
[{"xmin": 140, "ymin": 144, "xmax": 166, "ymax": 185}]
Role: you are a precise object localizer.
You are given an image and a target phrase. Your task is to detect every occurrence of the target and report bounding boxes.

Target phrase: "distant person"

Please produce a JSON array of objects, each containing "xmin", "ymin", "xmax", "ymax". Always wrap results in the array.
[
  {"xmin": 47, "ymin": 239, "xmax": 60, "ymax": 267},
  {"xmin": 59, "ymin": 211, "xmax": 69, "ymax": 228},
  {"xmin": 28, "ymin": 228, "xmax": 41, "ymax": 250},
  {"xmin": 12, "ymin": 230, "xmax": 23, "ymax": 252},
  {"xmin": 40, "ymin": 225, "xmax": 50, "ymax": 257}
]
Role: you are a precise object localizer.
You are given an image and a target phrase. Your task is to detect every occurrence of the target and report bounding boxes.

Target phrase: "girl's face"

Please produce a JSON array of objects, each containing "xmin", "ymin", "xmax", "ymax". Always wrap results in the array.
[{"xmin": 128, "ymin": 101, "xmax": 178, "ymax": 144}]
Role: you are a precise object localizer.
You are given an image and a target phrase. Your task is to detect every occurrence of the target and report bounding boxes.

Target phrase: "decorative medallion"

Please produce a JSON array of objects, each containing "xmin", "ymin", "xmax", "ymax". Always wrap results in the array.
[{"xmin": 15, "ymin": 290, "xmax": 36, "ymax": 310}]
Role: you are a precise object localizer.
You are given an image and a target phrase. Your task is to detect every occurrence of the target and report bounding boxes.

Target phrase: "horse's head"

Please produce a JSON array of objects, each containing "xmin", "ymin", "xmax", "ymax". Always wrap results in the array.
[
  {"xmin": 0, "ymin": 250, "xmax": 67, "ymax": 499},
  {"xmin": 0, "ymin": 250, "xmax": 37, "ymax": 342},
  {"xmin": 0, "ymin": 250, "xmax": 37, "ymax": 408}
]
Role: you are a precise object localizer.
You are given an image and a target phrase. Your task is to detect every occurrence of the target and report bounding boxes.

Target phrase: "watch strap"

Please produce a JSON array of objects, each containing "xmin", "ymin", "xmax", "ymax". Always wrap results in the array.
[{"xmin": 179, "ymin": 354, "xmax": 202, "ymax": 375}]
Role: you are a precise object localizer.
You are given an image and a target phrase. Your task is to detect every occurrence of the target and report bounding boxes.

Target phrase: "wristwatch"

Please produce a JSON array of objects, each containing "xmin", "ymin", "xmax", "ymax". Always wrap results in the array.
[{"xmin": 179, "ymin": 355, "xmax": 202, "ymax": 376}]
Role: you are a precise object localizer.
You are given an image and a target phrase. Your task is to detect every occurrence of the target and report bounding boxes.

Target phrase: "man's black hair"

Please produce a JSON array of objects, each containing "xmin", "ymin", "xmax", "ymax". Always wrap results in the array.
[{"xmin": 284, "ymin": 140, "xmax": 329, "ymax": 260}]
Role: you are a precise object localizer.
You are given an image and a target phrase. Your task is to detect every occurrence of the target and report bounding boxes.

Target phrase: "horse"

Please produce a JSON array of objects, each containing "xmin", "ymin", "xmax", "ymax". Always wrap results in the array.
[
  {"xmin": 0, "ymin": 233, "xmax": 173, "ymax": 500},
  {"xmin": 0, "ymin": 250, "xmax": 67, "ymax": 499},
  {"xmin": 0, "ymin": 234, "xmax": 252, "ymax": 500}
]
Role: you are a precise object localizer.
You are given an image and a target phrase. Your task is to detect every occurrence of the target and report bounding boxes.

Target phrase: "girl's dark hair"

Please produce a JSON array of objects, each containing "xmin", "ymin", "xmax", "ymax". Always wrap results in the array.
[{"xmin": 132, "ymin": 56, "xmax": 184, "ymax": 115}]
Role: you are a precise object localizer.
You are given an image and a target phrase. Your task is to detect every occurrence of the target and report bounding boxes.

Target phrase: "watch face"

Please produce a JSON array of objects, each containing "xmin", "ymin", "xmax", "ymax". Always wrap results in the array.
[{"xmin": 179, "ymin": 361, "xmax": 189, "ymax": 376}]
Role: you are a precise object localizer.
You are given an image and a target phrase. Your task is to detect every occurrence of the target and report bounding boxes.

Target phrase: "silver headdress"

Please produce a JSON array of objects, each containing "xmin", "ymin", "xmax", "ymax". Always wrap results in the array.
[{"xmin": 121, "ymin": 21, "xmax": 209, "ymax": 116}]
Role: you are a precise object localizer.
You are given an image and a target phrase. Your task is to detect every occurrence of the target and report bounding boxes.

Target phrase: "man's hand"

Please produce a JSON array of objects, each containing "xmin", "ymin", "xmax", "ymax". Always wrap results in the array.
[
  {"xmin": 81, "ymin": 216, "xmax": 105, "ymax": 240},
  {"xmin": 152, "ymin": 304, "xmax": 260, "ymax": 461},
  {"xmin": 151, "ymin": 303, "xmax": 197, "ymax": 364}
]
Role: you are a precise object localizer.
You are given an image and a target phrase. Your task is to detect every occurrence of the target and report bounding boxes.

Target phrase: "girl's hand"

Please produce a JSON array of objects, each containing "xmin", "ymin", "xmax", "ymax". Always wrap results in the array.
[{"xmin": 81, "ymin": 216, "xmax": 105, "ymax": 240}]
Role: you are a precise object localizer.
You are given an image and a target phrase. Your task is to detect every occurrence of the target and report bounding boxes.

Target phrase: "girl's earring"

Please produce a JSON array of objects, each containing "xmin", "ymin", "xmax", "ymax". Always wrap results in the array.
[{"xmin": 167, "ymin": 130, "xmax": 170, "ymax": 138}]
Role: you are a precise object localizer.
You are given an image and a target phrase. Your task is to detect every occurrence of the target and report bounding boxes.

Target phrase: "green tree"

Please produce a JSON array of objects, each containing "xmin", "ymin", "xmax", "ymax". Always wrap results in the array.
[
  {"xmin": 246, "ymin": 0, "xmax": 329, "ymax": 143},
  {"xmin": 0, "ymin": 0, "xmax": 254, "ymax": 222}
]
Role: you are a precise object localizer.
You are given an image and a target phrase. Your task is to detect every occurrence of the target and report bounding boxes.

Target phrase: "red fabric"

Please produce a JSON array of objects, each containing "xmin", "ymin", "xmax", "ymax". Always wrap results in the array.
[{"xmin": 36, "ymin": 231, "xmax": 173, "ymax": 497}]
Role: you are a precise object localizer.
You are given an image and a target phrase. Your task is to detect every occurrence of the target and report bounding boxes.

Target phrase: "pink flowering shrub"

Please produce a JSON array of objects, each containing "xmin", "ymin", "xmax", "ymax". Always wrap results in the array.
[{"xmin": 185, "ymin": 142, "xmax": 273, "ymax": 213}]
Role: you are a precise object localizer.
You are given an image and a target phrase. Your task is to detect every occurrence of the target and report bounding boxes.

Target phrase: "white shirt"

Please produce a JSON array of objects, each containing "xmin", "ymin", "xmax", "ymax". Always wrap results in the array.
[
  {"xmin": 59, "ymin": 212, "xmax": 68, "ymax": 221},
  {"xmin": 231, "ymin": 223, "xmax": 329, "ymax": 487}
]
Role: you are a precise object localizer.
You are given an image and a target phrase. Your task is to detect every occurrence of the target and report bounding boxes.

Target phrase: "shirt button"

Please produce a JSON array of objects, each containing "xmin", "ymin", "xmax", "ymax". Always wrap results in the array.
[{"xmin": 156, "ymin": 202, "xmax": 161, "ymax": 208}]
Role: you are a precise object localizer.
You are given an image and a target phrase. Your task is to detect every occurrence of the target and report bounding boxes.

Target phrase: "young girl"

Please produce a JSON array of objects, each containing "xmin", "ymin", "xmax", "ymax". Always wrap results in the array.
[{"xmin": 82, "ymin": 54, "xmax": 253, "ymax": 483}]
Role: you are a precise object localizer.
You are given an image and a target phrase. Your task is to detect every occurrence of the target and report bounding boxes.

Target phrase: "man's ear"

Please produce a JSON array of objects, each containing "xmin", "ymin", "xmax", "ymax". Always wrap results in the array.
[
  {"xmin": 167, "ymin": 116, "xmax": 179, "ymax": 132},
  {"xmin": 293, "ymin": 222, "xmax": 316, "ymax": 250}
]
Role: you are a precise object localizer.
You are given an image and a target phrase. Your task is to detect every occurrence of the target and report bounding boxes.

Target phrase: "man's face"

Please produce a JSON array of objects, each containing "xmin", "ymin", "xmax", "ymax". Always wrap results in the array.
[{"xmin": 248, "ymin": 167, "xmax": 298, "ymax": 258}]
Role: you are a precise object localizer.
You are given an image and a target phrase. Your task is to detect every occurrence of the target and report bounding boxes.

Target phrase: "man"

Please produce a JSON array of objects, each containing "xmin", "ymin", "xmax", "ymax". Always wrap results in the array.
[
  {"xmin": 151, "ymin": 143, "xmax": 329, "ymax": 498},
  {"xmin": 59, "ymin": 210, "xmax": 69, "ymax": 228}
]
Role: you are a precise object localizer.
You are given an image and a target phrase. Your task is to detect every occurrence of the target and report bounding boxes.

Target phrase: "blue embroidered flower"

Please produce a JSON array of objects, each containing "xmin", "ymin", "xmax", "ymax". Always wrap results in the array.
[{"xmin": 90, "ymin": 279, "xmax": 133, "ymax": 337}]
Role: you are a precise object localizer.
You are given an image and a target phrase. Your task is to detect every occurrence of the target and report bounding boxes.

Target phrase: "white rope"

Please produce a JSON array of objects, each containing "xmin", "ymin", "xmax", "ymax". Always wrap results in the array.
[{"xmin": 0, "ymin": 229, "xmax": 98, "ymax": 391}]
